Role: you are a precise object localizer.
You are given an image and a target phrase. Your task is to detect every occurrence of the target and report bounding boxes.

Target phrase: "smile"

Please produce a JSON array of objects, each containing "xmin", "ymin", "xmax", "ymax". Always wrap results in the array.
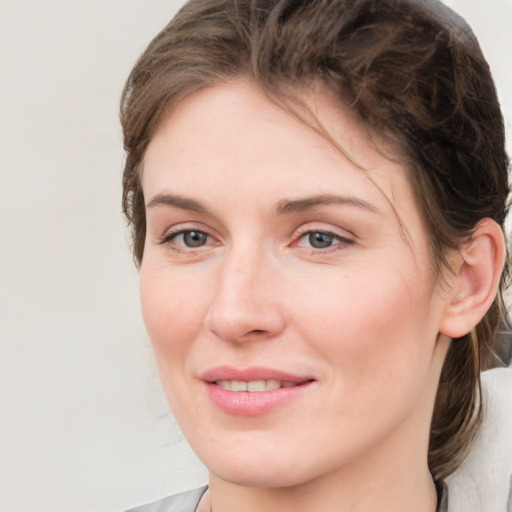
[
  {"xmin": 202, "ymin": 367, "xmax": 315, "ymax": 415},
  {"xmin": 214, "ymin": 379, "xmax": 302, "ymax": 392}
]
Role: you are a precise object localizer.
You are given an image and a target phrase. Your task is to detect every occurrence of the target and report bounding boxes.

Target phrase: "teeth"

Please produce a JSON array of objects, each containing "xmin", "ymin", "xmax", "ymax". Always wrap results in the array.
[
  {"xmin": 247, "ymin": 380, "xmax": 266, "ymax": 392},
  {"xmin": 217, "ymin": 380, "xmax": 232, "ymax": 390},
  {"xmin": 265, "ymin": 379, "xmax": 281, "ymax": 390},
  {"xmin": 215, "ymin": 379, "xmax": 298, "ymax": 392},
  {"xmin": 231, "ymin": 380, "xmax": 247, "ymax": 391}
]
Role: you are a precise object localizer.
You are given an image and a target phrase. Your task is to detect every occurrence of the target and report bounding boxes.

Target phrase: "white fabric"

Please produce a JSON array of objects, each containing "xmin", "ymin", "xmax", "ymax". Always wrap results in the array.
[
  {"xmin": 446, "ymin": 367, "xmax": 512, "ymax": 512},
  {"xmin": 125, "ymin": 486, "xmax": 208, "ymax": 512}
]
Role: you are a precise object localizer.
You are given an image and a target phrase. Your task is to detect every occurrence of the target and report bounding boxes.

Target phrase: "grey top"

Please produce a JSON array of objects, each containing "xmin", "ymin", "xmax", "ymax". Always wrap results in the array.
[
  {"xmin": 126, "ymin": 483, "xmax": 448, "ymax": 512},
  {"xmin": 508, "ymin": 472, "xmax": 512, "ymax": 512},
  {"xmin": 125, "ymin": 486, "xmax": 208, "ymax": 512}
]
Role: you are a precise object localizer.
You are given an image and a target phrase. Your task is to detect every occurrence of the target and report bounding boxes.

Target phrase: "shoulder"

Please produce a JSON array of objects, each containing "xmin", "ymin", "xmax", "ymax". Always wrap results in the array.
[
  {"xmin": 125, "ymin": 486, "xmax": 208, "ymax": 512},
  {"xmin": 446, "ymin": 368, "xmax": 512, "ymax": 511}
]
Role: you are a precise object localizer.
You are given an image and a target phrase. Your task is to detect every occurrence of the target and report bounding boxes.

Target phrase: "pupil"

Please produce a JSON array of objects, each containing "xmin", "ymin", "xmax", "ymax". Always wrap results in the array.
[
  {"xmin": 309, "ymin": 232, "xmax": 333, "ymax": 248},
  {"xmin": 184, "ymin": 231, "xmax": 207, "ymax": 247}
]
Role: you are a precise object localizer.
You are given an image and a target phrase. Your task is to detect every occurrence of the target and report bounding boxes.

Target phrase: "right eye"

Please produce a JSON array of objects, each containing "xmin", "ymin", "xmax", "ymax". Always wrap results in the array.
[
  {"xmin": 162, "ymin": 229, "xmax": 212, "ymax": 248},
  {"xmin": 173, "ymin": 230, "xmax": 209, "ymax": 247}
]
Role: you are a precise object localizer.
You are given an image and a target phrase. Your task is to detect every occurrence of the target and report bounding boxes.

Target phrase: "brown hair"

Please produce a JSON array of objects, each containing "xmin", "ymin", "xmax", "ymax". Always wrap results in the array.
[{"xmin": 120, "ymin": 0, "xmax": 510, "ymax": 480}]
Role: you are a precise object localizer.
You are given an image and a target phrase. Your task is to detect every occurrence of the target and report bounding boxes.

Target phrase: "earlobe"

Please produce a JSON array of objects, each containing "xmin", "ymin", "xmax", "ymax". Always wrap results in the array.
[{"xmin": 440, "ymin": 218, "xmax": 505, "ymax": 339}]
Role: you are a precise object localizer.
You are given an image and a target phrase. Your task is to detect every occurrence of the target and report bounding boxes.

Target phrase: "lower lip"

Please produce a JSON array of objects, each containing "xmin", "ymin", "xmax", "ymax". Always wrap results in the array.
[{"xmin": 204, "ymin": 381, "xmax": 313, "ymax": 416}]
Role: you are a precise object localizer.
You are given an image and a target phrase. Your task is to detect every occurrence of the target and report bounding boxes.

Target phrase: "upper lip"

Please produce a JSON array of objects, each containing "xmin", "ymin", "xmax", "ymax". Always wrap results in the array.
[{"xmin": 201, "ymin": 366, "xmax": 315, "ymax": 383}]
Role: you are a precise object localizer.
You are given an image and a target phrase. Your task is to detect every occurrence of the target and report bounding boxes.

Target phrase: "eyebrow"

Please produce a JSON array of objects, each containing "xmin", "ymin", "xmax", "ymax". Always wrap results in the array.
[
  {"xmin": 275, "ymin": 194, "xmax": 381, "ymax": 215},
  {"xmin": 146, "ymin": 193, "xmax": 211, "ymax": 214},
  {"xmin": 146, "ymin": 192, "xmax": 381, "ymax": 216}
]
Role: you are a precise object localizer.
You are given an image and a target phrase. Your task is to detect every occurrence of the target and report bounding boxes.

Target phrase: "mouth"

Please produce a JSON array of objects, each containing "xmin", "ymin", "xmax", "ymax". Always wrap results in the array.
[
  {"xmin": 201, "ymin": 366, "xmax": 315, "ymax": 415},
  {"xmin": 213, "ymin": 379, "xmax": 312, "ymax": 392}
]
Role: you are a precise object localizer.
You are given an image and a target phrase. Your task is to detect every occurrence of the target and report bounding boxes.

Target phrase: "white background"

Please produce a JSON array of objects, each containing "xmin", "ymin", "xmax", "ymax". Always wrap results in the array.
[{"xmin": 0, "ymin": 1, "xmax": 510, "ymax": 511}]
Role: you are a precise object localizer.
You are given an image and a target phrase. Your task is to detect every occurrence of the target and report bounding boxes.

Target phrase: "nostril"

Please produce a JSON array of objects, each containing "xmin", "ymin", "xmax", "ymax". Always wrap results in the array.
[
  {"xmin": 204, "ymin": 286, "xmax": 286, "ymax": 342},
  {"xmin": 242, "ymin": 329, "xmax": 270, "ymax": 338}
]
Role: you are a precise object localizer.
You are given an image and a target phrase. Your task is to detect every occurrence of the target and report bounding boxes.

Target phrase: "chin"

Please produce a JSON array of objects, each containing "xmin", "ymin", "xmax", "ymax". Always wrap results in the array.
[
  {"xmin": 196, "ymin": 440, "xmax": 327, "ymax": 489},
  {"xmin": 212, "ymin": 463, "xmax": 310, "ymax": 489}
]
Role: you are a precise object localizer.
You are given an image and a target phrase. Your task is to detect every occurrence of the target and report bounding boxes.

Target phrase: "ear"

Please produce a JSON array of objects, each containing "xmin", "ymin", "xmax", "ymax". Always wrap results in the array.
[{"xmin": 440, "ymin": 218, "xmax": 506, "ymax": 339}]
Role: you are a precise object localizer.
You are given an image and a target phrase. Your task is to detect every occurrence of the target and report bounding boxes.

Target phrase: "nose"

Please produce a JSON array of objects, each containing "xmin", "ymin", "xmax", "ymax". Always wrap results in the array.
[{"xmin": 204, "ymin": 248, "xmax": 286, "ymax": 343}]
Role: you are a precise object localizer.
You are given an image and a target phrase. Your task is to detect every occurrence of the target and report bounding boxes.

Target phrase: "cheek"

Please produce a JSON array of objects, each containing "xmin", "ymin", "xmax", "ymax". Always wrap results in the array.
[
  {"xmin": 139, "ymin": 264, "xmax": 208, "ymax": 361},
  {"xmin": 293, "ymin": 265, "xmax": 438, "ymax": 400},
  {"xmin": 139, "ymin": 265, "xmax": 211, "ymax": 418}
]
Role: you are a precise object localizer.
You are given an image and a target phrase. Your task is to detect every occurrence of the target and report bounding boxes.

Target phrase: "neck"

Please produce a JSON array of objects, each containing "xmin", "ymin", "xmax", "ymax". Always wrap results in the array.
[{"xmin": 204, "ymin": 451, "xmax": 438, "ymax": 512}]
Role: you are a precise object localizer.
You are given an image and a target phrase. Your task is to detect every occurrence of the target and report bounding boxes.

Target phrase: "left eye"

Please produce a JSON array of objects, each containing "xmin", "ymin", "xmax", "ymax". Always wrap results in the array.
[{"xmin": 299, "ymin": 231, "xmax": 347, "ymax": 249}]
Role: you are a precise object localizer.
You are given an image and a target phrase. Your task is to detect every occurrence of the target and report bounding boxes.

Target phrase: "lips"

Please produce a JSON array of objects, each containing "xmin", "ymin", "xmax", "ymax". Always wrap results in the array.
[{"xmin": 201, "ymin": 366, "xmax": 315, "ymax": 416}]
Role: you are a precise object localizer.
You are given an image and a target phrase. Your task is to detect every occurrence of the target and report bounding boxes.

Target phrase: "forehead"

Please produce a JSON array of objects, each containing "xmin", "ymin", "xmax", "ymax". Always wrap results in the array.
[{"xmin": 142, "ymin": 79, "xmax": 418, "ymax": 227}]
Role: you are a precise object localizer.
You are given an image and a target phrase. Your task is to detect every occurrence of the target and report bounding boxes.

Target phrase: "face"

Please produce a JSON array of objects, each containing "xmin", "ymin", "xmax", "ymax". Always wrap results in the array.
[{"xmin": 140, "ymin": 79, "xmax": 452, "ymax": 488}]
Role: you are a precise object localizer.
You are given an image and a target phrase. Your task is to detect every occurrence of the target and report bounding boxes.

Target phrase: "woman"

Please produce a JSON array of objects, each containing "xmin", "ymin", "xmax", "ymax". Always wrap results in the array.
[{"xmin": 120, "ymin": 0, "xmax": 510, "ymax": 510}]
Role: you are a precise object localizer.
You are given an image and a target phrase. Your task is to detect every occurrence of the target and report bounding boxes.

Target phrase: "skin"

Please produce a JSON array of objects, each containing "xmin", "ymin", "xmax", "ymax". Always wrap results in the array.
[{"xmin": 139, "ymin": 78, "xmax": 459, "ymax": 512}]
